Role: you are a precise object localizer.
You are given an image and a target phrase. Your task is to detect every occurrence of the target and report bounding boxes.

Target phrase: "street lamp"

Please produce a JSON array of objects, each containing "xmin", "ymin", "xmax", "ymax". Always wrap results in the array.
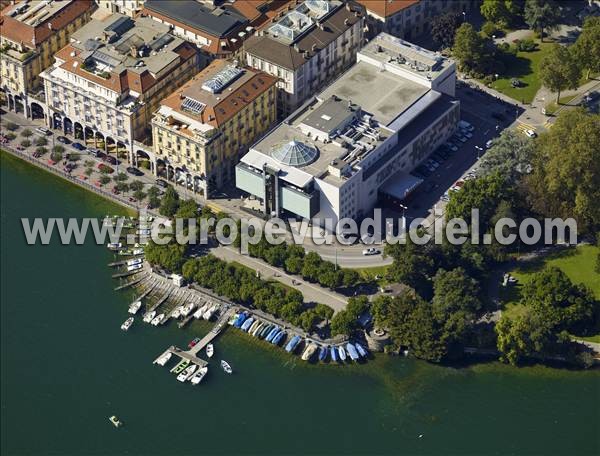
[
  {"xmin": 462, "ymin": 11, "xmax": 466, "ymax": 22},
  {"xmin": 399, "ymin": 204, "xmax": 407, "ymax": 233},
  {"xmin": 475, "ymin": 145, "xmax": 483, "ymax": 160}
]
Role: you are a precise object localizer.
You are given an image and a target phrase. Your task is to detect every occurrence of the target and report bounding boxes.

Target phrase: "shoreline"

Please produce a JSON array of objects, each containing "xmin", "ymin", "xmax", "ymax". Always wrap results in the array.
[{"xmin": 1, "ymin": 146, "xmax": 140, "ymax": 216}]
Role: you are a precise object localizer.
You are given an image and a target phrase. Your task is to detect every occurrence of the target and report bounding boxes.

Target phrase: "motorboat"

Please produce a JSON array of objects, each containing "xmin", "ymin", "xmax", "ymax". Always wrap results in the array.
[
  {"xmin": 228, "ymin": 312, "xmax": 240, "ymax": 325},
  {"xmin": 177, "ymin": 364, "xmax": 198, "ymax": 382},
  {"xmin": 128, "ymin": 300, "xmax": 142, "ymax": 315},
  {"xmin": 203, "ymin": 304, "xmax": 219, "ymax": 321},
  {"xmin": 234, "ymin": 312, "xmax": 248, "ymax": 328},
  {"xmin": 346, "ymin": 343, "xmax": 359, "ymax": 361},
  {"xmin": 259, "ymin": 324, "xmax": 273, "ymax": 339},
  {"xmin": 221, "ymin": 360, "xmax": 233, "ymax": 374},
  {"xmin": 109, "ymin": 416, "xmax": 123, "ymax": 428},
  {"xmin": 126, "ymin": 258, "xmax": 143, "ymax": 266},
  {"xmin": 194, "ymin": 303, "xmax": 208, "ymax": 319},
  {"xmin": 180, "ymin": 302, "xmax": 196, "ymax": 318},
  {"xmin": 265, "ymin": 326, "xmax": 280, "ymax": 342},
  {"xmin": 251, "ymin": 322, "xmax": 264, "ymax": 337},
  {"xmin": 171, "ymin": 359, "xmax": 189, "ymax": 374},
  {"xmin": 107, "ymin": 242, "xmax": 122, "ymax": 250},
  {"xmin": 248, "ymin": 320, "xmax": 261, "ymax": 334},
  {"xmin": 241, "ymin": 317, "xmax": 255, "ymax": 332},
  {"xmin": 120, "ymin": 317, "xmax": 134, "ymax": 331},
  {"xmin": 171, "ymin": 306, "xmax": 182, "ymax": 319},
  {"xmin": 271, "ymin": 331, "xmax": 286, "ymax": 345},
  {"xmin": 285, "ymin": 335, "xmax": 301, "ymax": 353},
  {"xmin": 355, "ymin": 342, "xmax": 368, "ymax": 358},
  {"xmin": 151, "ymin": 313, "xmax": 165, "ymax": 326},
  {"xmin": 143, "ymin": 310, "xmax": 156, "ymax": 323},
  {"xmin": 154, "ymin": 352, "xmax": 172, "ymax": 366},
  {"xmin": 318, "ymin": 346, "xmax": 328, "ymax": 362},
  {"xmin": 188, "ymin": 337, "xmax": 201, "ymax": 348},
  {"xmin": 338, "ymin": 346, "xmax": 347, "ymax": 362},
  {"xmin": 301, "ymin": 343, "xmax": 318, "ymax": 361},
  {"xmin": 127, "ymin": 263, "xmax": 142, "ymax": 272},
  {"xmin": 330, "ymin": 346, "xmax": 338, "ymax": 362},
  {"xmin": 206, "ymin": 344, "xmax": 214, "ymax": 358},
  {"xmin": 190, "ymin": 367, "xmax": 208, "ymax": 385}
]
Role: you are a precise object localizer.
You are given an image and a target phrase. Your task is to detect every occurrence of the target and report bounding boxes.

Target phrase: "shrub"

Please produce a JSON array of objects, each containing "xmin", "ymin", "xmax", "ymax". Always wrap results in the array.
[
  {"xmin": 52, "ymin": 145, "xmax": 65, "ymax": 154},
  {"xmin": 35, "ymin": 136, "xmax": 47, "ymax": 146},
  {"xmin": 35, "ymin": 146, "xmax": 47, "ymax": 156},
  {"xmin": 5, "ymin": 132, "xmax": 16, "ymax": 140},
  {"xmin": 516, "ymin": 38, "xmax": 537, "ymax": 52},
  {"xmin": 5, "ymin": 122, "xmax": 18, "ymax": 131},
  {"xmin": 50, "ymin": 151, "xmax": 62, "ymax": 163},
  {"xmin": 481, "ymin": 21, "xmax": 499, "ymax": 37},
  {"xmin": 20, "ymin": 139, "xmax": 31, "ymax": 148},
  {"xmin": 20, "ymin": 128, "xmax": 32, "ymax": 138}
]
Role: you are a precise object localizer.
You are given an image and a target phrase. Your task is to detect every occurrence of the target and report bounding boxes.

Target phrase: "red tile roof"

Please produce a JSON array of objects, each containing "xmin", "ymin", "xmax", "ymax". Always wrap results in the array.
[{"xmin": 355, "ymin": 0, "xmax": 420, "ymax": 18}]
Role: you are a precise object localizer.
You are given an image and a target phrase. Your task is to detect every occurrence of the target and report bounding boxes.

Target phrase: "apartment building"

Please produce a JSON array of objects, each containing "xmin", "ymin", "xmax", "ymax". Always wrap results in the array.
[
  {"xmin": 243, "ymin": 0, "xmax": 365, "ymax": 118},
  {"xmin": 40, "ymin": 13, "xmax": 199, "ymax": 163},
  {"xmin": 141, "ymin": 0, "xmax": 249, "ymax": 66},
  {"xmin": 357, "ymin": 0, "xmax": 479, "ymax": 40},
  {"xmin": 228, "ymin": 0, "xmax": 295, "ymax": 30},
  {"xmin": 96, "ymin": 0, "xmax": 145, "ymax": 18},
  {"xmin": 152, "ymin": 59, "xmax": 277, "ymax": 196},
  {"xmin": 236, "ymin": 33, "xmax": 459, "ymax": 229},
  {"xmin": 0, "ymin": 0, "xmax": 95, "ymax": 117}
]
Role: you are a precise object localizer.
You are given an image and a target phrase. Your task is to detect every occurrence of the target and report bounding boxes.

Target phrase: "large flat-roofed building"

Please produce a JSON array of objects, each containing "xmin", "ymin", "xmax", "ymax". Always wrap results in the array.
[
  {"xmin": 151, "ymin": 59, "xmax": 277, "ymax": 196},
  {"xmin": 0, "ymin": 0, "xmax": 96, "ymax": 117},
  {"xmin": 40, "ymin": 13, "xmax": 199, "ymax": 162},
  {"xmin": 97, "ymin": 0, "xmax": 145, "ymax": 18},
  {"xmin": 236, "ymin": 33, "xmax": 459, "ymax": 228},
  {"xmin": 141, "ymin": 0, "xmax": 249, "ymax": 65},
  {"xmin": 243, "ymin": 0, "xmax": 365, "ymax": 118}
]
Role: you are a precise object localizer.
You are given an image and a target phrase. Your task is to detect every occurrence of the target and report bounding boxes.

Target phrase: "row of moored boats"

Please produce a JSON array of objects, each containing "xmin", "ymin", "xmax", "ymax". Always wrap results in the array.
[{"xmin": 228, "ymin": 311, "xmax": 369, "ymax": 363}]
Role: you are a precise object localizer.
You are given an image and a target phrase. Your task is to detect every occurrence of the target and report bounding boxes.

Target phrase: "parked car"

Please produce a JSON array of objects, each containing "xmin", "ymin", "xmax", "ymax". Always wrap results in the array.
[
  {"xmin": 362, "ymin": 247, "xmax": 381, "ymax": 256},
  {"xmin": 126, "ymin": 166, "xmax": 143, "ymax": 176},
  {"xmin": 71, "ymin": 142, "xmax": 86, "ymax": 151},
  {"xmin": 56, "ymin": 135, "xmax": 70, "ymax": 144},
  {"xmin": 458, "ymin": 120, "xmax": 474, "ymax": 132},
  {"xmin": 525, "ymin": 129, "xmax": 537, "ymax": 138},
  {"xmin": 35, "ymin": 127, "xmax": 52, "ymax": 136},
  {"xmin": 156, "ymin": 179, "xmax": 168, "ymax": 188},
  {"xmin": 87, "ymin": 148, "xmax": 100, "ymax": 157},
  {"xmin": 445, "ymin": 142, "xmax": 459, "ymax": 152},
  {"xmin": 104, "ymin": 155, "xmax": 119, "ymax": 165},
  {"xmin": 96, "ymin": 151, "xmax": 107, "ymax": 160},
  {"xmin": 485, "ymin": 140, "xmax": 494, "ymax": 149}
]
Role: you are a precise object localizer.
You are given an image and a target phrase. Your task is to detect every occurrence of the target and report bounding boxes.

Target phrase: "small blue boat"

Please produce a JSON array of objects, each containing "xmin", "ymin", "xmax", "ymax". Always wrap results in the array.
[
  {"xmin": 272, "ymin": 330, "xmax": 286, "ymax": 345},
  {"xmin": 346, "ymin": 343, "xmax": 359, "ymax": 361},
  {"xmin": 330, "ymin": 346, "xmax": 338, "ymax": 362},
  {"xmin": 355, "ymin": 342, "xmax": 368, "ymax": 358},
  {"xmin": 265, "ymin": 326, "xmax": 280, "ymax": 342},
  {"xmin": 234, "ymin": 312, "xmax": 248, "ymax": 328},
  {"xmin": 318, "ymin": 345, "xmax": 328, "ymax": 362},
  {"xmin": 338, "ymin": 346, "xmax": 347, "ymax": 362},
  {"xmin": 285, "ymin": 335, "xmax": 301, "ymax": 353},
  {"xmin": 241, "ymin": 317, "xmax": 254, "ymax": 332},
  {"xmin": 259, "ymin": 324, "xmax": 273, "ymax": 339}
]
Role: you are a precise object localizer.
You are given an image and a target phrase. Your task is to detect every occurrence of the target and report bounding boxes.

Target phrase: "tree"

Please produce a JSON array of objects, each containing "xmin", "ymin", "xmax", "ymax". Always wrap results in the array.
[
  {"xmin": 115, "ymin": 182, "xmax": 129, "ymax": 193},
  {"xmin": 35, "ymin": 146, "xmax": 47, "ymax": 156},
  {"xmin": 147, "ymin": 186, "xmax": 161, "ymax": 209},
  {"xmin": 84, "ymin": 159, "xmax": 94, "ymax": 168},
  {"xmin": 20, "ymin": 139, "xmax": 31, "ymax": 148},
  {"xmin": 452, "ymin": 23, "xmax": 487, "ymax": 74},
  {"xmin": 520, "ymin": 267, "xmax": 596, "ymax": 333},
  {"xmin": 129, "ymin": 180, "xmax": 144, "ymax": 192},
  {"xmin": 572, "ymin": 16, "xmax": 600, "ymax": 80},
  {"xmin": 525, "ymin": 110, "xmax": 600, "ymax": 231},
  {"xmin": 113, "ymin": 172, "xmax": 128, "ymax": 183},
  {"xmin": 5, "ymin": 122, "xmax": 18, "ymax": 131},
  {"xmin": 20, "ymin": 128, "xmax": 32, "ymax": 138},
  {"xmin": 133, "ymin": 189, "xmax": 147, "ymax": 201},
  {"xmin": 84, "ymin": 168, "xmax": 94, "ymax": 177},
  {"xmin": 52, "ymin": 145, "xmax": 65, "ymax": 154},
  {"xmin": 431, "ymin": 12, "xmax": 461, "ymax": 48},
  {"xmin": 479, "ymin": 129, "xmax": 534, "ymax": 183},
  {"xmin": 159, "ymin": 186, "xmax": 180, "ymax": 218},
  {"xmin": 35, "ymin": 136, "xmax": 47, "ymax": 146},
  {"xmin": 330, "ymin": 310, "xmax": 355, "ymax": 336},
  {"xmin": 432, "ymin": 268, "xmax": 482, "ymax": 320},
  {"xmin": 480, "ymin": 0, "xmax": 510, "ymax": 27},
  {"xmin": 99, "ymin": 175, "xmax": 111, "ymax": 185},
  {"xmin": 175, "ymin": 199, "xmax": 198, "ymax": 219},
  {"xmin": 539, "ymin": 45, "xmax": 581, "ymax": 103},
  {"xmin": 496, "ymin": 307, "xmax": 555, "ymax": 364},
  {"xmin": 524, "ymin": 0, "xmax": 561, "ymax": 41}
]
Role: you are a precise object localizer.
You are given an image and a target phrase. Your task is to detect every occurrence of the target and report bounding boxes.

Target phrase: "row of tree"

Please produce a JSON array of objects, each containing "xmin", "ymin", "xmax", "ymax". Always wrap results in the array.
[{"xmin": 243, "ymin": 235, "xmax": 361, "ymax": 290}]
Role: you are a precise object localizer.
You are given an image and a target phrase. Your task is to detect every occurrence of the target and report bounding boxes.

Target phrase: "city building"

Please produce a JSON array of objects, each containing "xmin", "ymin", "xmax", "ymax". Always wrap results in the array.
[
  {"xmin": 140, "ymin": 0, "xmax": 249, "ymax": 66},
  {"xmin": 96, "ymin": 0, "xmax": 145, "ymax": 18},
  {"xmin": 357, "ymin": 0, "xmax": 478, "ymax": 40},
  {"xmin": 40, "ymin": 13, "xmax": 199, "ymax": 164},
  {"xmin": 229, "ymin": 0, "xmax": 295, "ymax": 31},
  {"xmin": 243, "ymin": 0, "xmax": 365, "ymax": 118},
  {"xmin": 151, "ymin": 59, "xmax": 277, "ymax": 195},
  {"xmin": 0, "ymin": 0, "xmax": 96, "ymax": 118},
  {"xmin": 236, "ymin": 33, "xmax": 459, "ymax": 229}
]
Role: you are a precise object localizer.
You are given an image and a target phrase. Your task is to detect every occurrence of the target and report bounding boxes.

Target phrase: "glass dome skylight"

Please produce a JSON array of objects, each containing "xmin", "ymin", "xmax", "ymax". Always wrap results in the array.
[{"xmin": 271, "ymin": 140, "xmax": 318, "ymax": 167}]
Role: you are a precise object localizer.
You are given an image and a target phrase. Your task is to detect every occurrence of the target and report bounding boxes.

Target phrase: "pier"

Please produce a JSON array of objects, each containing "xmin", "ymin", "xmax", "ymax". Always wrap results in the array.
[
  {"xmin": 114, "ymin": 273, "xmax": 148, "ymax": 290},
  {"xmin": 188, "ymin": 308, "xmax": 235, "ymax": 355},
  {"xmin": 112, "ymin": 269, "xmax": 143, "ymax": 279}
]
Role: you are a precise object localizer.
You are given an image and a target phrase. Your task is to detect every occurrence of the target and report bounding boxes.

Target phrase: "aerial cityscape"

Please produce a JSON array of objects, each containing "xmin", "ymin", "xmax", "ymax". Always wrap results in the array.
[{"xmin": 1, "ymin": 0, "xmax": 599, "ymax": 455}]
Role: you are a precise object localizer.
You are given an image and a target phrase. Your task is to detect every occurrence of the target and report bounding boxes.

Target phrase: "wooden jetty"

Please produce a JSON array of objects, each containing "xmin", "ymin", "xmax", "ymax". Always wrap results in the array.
[
  {"xmin": 188, "ymin": 308, "xmax": 235, "ymax": 355},
  {"xmin": 112, "ymin": 269, "xmax": 143, "ymax": 279},
  {"xmin": 114, "ymin": 273, "xmax": 147, "ymax": 291},
  {"xmin": 108, "ymin": 255, "xmax": 144, "ymax": 267},
  {"xmin": 148, "ymin": 289, "xmax": 171, "ymax": 313}
]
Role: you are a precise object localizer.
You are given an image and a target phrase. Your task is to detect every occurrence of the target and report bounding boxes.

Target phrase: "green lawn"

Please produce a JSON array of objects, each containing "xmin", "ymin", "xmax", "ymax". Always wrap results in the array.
[
  {"xmin": 353, "ymin": 265, "xmax": 390, "ymax": 286},
  {"xmin": 500, "ymin": 245, "xmax": 600, "ymax": 339},
  {"xmin": 486, "ymin": 40, "xmax": 553, "ymax": 104},
  {"xmin": 544, "ymin": 94, "xmax": 578, "ymax": 115}
]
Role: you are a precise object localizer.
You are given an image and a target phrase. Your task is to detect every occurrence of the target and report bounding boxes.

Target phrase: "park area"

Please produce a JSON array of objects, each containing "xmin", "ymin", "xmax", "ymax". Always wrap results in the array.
[
  {"xmin": 486, "ymin": 37, "xmax": 553, "ymax": 104},
  {"xmin": 500, "ymin": 244, "xmax": 600, "ymax": 342}
]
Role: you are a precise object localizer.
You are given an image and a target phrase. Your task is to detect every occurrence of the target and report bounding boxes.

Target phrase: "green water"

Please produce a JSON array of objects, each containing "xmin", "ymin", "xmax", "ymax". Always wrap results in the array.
[{"xmin": 1, "ymin": 151, "xmax": 599, "ymax": 456}]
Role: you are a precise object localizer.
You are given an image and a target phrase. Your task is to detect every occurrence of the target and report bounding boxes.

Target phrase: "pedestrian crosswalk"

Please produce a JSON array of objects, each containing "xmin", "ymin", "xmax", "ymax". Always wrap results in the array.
[
  {"xmin": 516, "ymin": 121, "xmax": 536, "ymax": 134},
  {"xmin": 543, "ymin": 120, "xmax": 554, "ymax": 129}
]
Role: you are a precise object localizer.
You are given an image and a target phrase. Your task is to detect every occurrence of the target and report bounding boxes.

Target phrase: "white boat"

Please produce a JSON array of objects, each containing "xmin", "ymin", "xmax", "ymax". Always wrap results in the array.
[
  {"xmin": 301, "ymin": 342, "xmax": 318, "ymax": 361},
  {"xmin": 127, "ymin": 258, "xmax": 143, "ymax": 266},
  {"xmin": 128, "ymin": 300, "xmax": 142, "ymax": 315},
  {"xmin": 109, "ymin": 416, "xmax": 123, "ymax": 428},
  {"xmin": 251, "ymin": 322, "xmax": 264, "ymax": 337},
  {"xmin": 177, "ymin": 364, "xmax": 198, "ymax": 382},
  {"xmin": 127, "ymin": 264, "xmax": 142, "ymax": 272},
  {"xmin": 193, "ymin": 303, "xmax": 208, "ymax": 319},
  {"xmin": 248, "ymin": 320, "xmax": 261, "ymax": 335},
  {"xmin": 220, "ymin": 360, "xmax": 232, "ymax": 374},
  {"xmin": 190, "ymin": 366, "xmax": 208, "ymax": 385},
  {"xmin": 206, "ymin": 344, "xmax": 214, "ymax": 358},
  {"xmin": 143, "ymin": 310, "xmax": 156, "ymax": 323},
  {"xmin": 203, "ymin": 304, "xmax": 218, "ymax": 321},
  {"xmin": 132, "ymin": 248, "xmax": 144, "ymax": 255},
  {"xmin": 120, "ymin": 317, "xmax": 134, "ymax": 331},
  {"xmin": 171, "ymin": 306, "xmax": 182, "ymax": 319},
  {"xmin": 107, "ymin": 242, "xmax": 122, "ymax": 250},
  {"xmin": 154, "ymin": 352, "xmax": 172, "ymax": 366},
  {"xmin": 151, "ymin": 313, "xmax": 165, "ymax": 326},
  {"xmin": 228, "ymin": 313, "xmax": 239, "ymax": 325},
  {"xmin": 180, "ymin": 302, "xmax": 196, "ymax": 318}
]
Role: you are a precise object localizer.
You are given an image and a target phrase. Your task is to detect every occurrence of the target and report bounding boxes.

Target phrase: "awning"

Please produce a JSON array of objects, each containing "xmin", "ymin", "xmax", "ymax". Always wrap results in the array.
[{"xmin": 379, "ymin": 171, "xmax": 423, "ymax": 200}]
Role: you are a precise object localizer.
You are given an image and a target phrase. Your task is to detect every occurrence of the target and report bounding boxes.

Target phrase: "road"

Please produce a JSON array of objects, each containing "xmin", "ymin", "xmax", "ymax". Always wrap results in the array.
[{"xmin": 210, "ymin": 245, "xmax": 348, "ymax": 312}]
